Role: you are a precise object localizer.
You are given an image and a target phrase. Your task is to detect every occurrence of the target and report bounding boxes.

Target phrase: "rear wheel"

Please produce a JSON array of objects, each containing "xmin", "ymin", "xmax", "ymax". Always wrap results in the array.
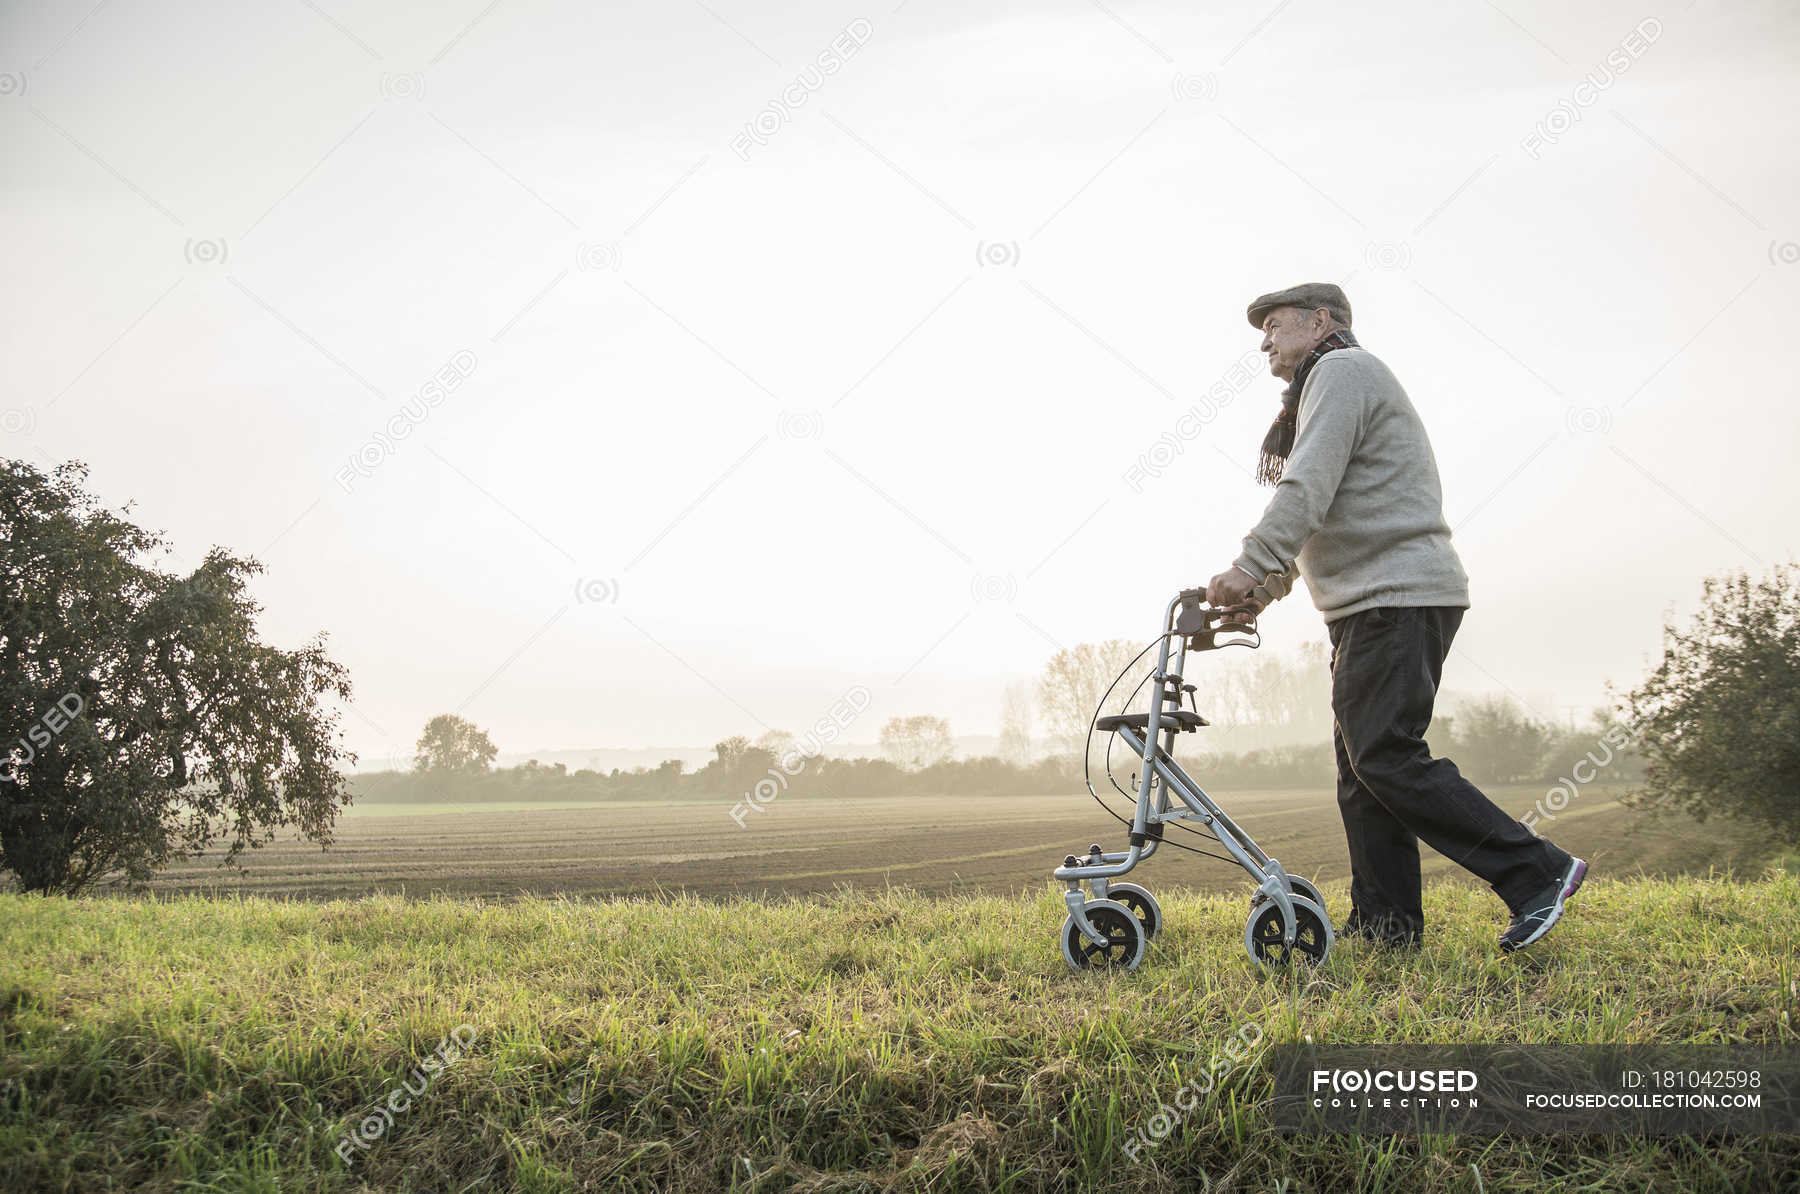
[
  {"xmin": 1243, "ymin": 895, "xmax": 1333, "ymax": 968},
  {"xmin": 1251, "ymin": 875, "xmax": 1327, "ymax": 916}
]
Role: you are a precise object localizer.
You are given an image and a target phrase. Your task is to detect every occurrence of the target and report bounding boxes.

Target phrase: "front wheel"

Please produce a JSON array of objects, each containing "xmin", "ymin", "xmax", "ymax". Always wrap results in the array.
[
  {"xmin": 1286, "ymin": 876, "xmax": 1327, "ymax": 911},
  {"xmin": 1105, "ymin": 882, "xmax": 1163, "ymax": 939},
  {"xmin": 1061, "ymin": 900, "xmax": 1148, "ymax": 971}
]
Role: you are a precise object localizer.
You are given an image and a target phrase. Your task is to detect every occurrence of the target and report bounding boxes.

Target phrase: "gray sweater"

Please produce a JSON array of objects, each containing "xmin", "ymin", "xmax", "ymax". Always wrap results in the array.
[{"xmin": 1232, "ymin": 346, "xmax": 1470, "ymax": 622}]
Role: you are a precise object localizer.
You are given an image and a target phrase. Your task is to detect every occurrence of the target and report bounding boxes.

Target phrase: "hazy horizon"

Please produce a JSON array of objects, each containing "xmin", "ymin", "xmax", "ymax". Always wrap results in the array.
[{"xmin": 6, "ymin": 0, "xmax": 1796, "ymax": 768}]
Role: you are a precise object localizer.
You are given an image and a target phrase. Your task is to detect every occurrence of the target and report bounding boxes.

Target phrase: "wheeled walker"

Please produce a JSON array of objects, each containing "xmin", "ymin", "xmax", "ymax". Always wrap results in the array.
[{"xmin": 1052, "ymin": 588, "xmax": 1335, "ymax": 971}]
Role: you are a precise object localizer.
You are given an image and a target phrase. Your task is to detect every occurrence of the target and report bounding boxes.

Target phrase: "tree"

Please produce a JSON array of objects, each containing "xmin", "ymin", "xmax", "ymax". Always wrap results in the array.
[
  {"xmin": 1533, "ymin": 704, "xmax": 1646, "ymax": 786},
  {"xmin": 878, "ymin": 715, "xmax": 953, "ymax": 770},
  {"xmin": 1036, "ymin": 639, "xmax": 1142, "ymax": 756},
  {"xmin": 998, "ymin": 681, "xmax": 1033, "ymax": 767},
  {"xmin": 1616, "ymin": 563, "xmax": 1800, "ymax": 841},
  {"xmin": 1445, "ymin": 695, "xmax": 1552, "ymax": 785},
  {"xmin": 754, "ymin": 729, "xmax": 797, "ymax": 761},
  {"xmin": 412, "ymin": 714, "xmax": 497, "ymax": 776},
  {"xmin": 0, "ymin": 460, "xmax": 354, "ymax": 894},
  {"xmin": 1201, "ymin": 641, "xmax": 1332, "ymax": 747},
  {"xmin": 696, "ymin": 735, "xmax": 776, "ymax": 791}
]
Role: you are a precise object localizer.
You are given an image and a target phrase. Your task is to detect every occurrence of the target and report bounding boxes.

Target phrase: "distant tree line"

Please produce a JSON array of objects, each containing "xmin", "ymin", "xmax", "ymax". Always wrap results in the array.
[
  {"xmin": 355, "ymin": 698, "xmax": 1648, "ymax": 805},
  {"xmin": 356, "ymin": 722, "xmax": 1075, "ymax": 804}
]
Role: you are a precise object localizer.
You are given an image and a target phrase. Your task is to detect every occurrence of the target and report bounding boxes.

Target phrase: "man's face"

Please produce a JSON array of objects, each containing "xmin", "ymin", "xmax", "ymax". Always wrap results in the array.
[{"xmin": 1259, "ymin": 306, "xmax": 1329, "ymax": 382}]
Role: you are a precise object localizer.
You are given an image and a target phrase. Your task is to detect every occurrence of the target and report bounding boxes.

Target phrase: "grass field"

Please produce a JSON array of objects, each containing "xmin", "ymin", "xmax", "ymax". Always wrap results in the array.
[
  {"xmin": 141, "ymin": 784, "xmax": 1781, "ymax": 904},
  {"xmin": 13, "ymin": 784, "xmax": 1799, "ymax": 1191},
  {"xmin": 3, "ymin": 869, "xmax": 1798, "ymax": 1192}
]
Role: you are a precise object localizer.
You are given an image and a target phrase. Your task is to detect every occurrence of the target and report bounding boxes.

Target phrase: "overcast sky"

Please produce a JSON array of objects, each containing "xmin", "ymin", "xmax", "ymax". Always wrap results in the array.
[{"xmin": 4, "ymin": 0, "xmax": 1796, "ymax": 767}]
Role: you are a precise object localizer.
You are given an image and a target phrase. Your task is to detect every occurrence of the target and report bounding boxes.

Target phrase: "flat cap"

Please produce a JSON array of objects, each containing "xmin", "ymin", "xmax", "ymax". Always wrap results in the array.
[{"xmin": 1246, "ymin": 281, "xmax": 1352, "ymax": 330}]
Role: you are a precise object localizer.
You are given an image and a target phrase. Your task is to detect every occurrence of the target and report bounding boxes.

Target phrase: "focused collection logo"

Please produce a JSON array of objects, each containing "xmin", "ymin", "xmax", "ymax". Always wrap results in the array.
[{"xmin": 1310, "ymin": 1068, "xmax": 1480, "ymax": 1108}]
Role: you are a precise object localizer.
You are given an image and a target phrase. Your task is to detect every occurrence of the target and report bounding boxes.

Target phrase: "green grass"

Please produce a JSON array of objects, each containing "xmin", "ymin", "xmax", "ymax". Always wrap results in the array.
[{"xmin": 3, "ymin": 867, "xmax": 1798, "ymax": 1192}]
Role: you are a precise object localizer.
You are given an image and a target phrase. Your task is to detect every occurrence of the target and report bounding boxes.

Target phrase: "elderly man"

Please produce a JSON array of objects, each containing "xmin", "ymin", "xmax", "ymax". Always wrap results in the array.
[{"xmin": 1205, "ymin": 282, "xmax": 1586, "ymax": 953}]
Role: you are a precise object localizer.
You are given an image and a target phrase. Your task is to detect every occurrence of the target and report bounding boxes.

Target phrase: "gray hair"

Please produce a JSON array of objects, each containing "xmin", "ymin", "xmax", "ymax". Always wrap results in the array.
[{"xmin": 1288, "ymin": 302, "xmax": 1348, "ymax": 331}]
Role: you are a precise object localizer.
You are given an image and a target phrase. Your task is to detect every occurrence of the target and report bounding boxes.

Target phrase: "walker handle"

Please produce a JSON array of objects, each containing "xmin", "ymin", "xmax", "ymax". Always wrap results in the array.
[
  {"xmin": 1180, "ymin": 587, "xmax": 1259, "ymax": 613},
  {"xmin": 1177, "ymin": 589, "xmax": 1259, "ymax": 646}
]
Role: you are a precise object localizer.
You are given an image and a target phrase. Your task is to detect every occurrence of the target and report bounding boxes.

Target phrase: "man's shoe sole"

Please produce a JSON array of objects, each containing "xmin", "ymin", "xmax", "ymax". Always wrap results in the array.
[{"xmin": 1501, "ymin": 857, "xmax": 1588, "ymax": 953}]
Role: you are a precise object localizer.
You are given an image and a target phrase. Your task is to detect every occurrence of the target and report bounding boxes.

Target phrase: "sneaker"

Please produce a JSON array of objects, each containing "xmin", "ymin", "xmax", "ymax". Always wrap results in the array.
[{"xmin": 1499, "ymin": 857, "xmax": 1588, "ymax": 953}]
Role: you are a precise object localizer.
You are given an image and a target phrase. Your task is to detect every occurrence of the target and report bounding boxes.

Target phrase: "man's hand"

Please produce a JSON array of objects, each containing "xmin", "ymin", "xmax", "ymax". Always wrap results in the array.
[{"xmin": 1206, "ymin": 567, "xmax": 1257, "ymax": 610}]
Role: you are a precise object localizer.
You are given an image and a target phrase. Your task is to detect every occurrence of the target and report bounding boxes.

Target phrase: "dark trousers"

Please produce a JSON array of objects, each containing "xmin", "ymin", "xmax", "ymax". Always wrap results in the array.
[{"xmin": 1328, "ymin": 605, "xmax": 1572, "ymax": 943}]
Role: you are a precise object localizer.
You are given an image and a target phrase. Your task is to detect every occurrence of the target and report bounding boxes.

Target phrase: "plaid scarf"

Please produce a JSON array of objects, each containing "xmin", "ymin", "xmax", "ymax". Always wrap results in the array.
[{"xmin": 1255, "ymin": 327, "xmax": 1360, "ymax": 486}]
